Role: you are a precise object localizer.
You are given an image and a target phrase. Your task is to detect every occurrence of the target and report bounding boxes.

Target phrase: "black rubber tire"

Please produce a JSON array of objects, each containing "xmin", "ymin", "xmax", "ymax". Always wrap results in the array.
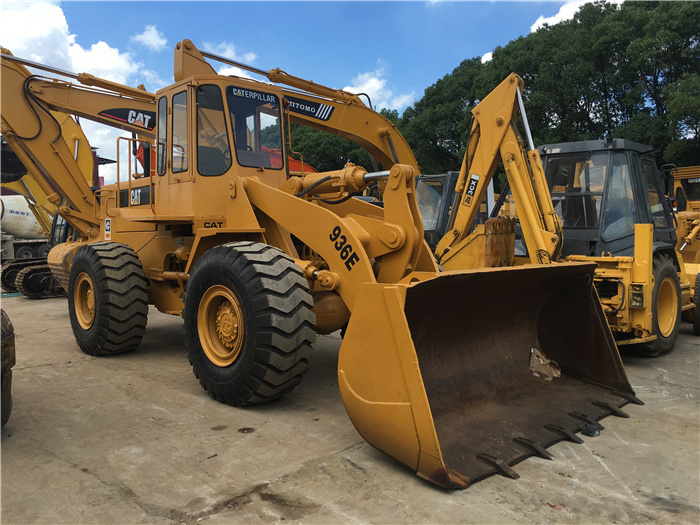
[
  {"xmin": 14, "ymin": 245, "xmax": 34, "ymax": 259},
  {"xmin": 1, "ymin": 309, "xmax": 15, "ymax": 428},
  {"xmin": 67, "ymin": 242, "xmax": 148, "ymax": 356},
  {"xmin": 184, "ymin": 242, "xmax": 315, "ymax": 406},
  {"xmin": 639, "ymin": 254, "xmax": 682, "ymax": 357},
  {"xmin": 35, "ymin": 244, "xmax": 51, "ymax": 258},
  {"xmin": 693, "ymin": 273, "xmax": 700, "ymax": 336}
]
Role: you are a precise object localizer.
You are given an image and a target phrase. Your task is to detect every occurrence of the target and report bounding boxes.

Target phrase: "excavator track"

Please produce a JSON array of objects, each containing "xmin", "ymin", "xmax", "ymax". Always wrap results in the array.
[
  {"xmin": 1, "ymin": 258, "xmax": 45, "ymax": 293},
  {"xmin": 15, "ymin": 264, "xmax": 64, "ymax": 299}
]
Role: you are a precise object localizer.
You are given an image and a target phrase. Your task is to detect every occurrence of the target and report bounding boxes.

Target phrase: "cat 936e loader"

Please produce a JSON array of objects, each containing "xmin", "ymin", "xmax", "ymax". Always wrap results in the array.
[{"xmin": 1, "ymin": 40, "xmax": 640, "ymax": 489}]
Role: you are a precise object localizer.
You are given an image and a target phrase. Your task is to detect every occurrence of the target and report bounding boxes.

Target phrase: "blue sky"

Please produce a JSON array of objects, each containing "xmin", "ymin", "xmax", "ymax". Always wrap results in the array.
[{"xmin": 1, "ymin": 0, "xmax": 592, "ymax": 180}]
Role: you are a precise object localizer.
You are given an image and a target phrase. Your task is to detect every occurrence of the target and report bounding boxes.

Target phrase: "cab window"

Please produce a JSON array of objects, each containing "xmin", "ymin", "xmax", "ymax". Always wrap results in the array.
[
  {"xmin": 547, "ymin": 152, "xmax": 608, "ymax": 229},
  {"xmin": 225, "ymin": 86, "xmax": 283, "ymax": 170},
  {"xmin": 171, "ymin": 91, "xmax": 188, "ymax": 173},
  {"xmin": 640, "ymin": 157, "xmax": 670, "ymax": 228},
  {"xmin": 156, "ymin": 96, "xmax": 167, "ymax": 176},
  {"xmin": 196, "ymin": 85, "xmax": 232, "ymax": 176},
  {"xmin": 601, "ymin": 153, "xmax": 637, "ymax": 240}
]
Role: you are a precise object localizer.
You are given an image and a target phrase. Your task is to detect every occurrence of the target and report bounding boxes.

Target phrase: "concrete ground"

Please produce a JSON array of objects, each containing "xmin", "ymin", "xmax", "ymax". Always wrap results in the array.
[{"xmin": 1, "ymin": 295, "xmax": 698, "ymax": 524}]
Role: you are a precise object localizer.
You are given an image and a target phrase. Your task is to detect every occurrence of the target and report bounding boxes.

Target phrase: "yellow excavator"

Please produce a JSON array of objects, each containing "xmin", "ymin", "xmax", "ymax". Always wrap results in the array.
[
  {"xmin": 1, "ymin": 41, "xmax": 639, "ymax": 489},
  {"xmin": 1, "ymin": 112, "xmax": 95, "ymax": 297}
]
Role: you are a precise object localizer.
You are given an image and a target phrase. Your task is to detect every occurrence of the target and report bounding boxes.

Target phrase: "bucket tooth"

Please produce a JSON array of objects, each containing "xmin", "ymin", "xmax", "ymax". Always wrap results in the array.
[
  {"xmin": 583, "ymin": 380, "xmax": 645, "ymax": 406},
  {"xmin": 615, "ymin": 391, "xmax": 644, "ymax": 406},
  {"xmin": 593, "ymin": 401, "xmax": 630, "ymax": 418},
  {"xmin": 476, "ymin": 454, "xmax": 519, "ymax": 479},
  {"xmin": 544, "ymin": 424, "xmax": 584, "ymax": 444},
  {"xmin": 569, "ymin": 411, "xmax": 605, "ymax": 430},
  {"xmin": 513, "ymin": 437, "xmax": 555, "ymax": 460}
]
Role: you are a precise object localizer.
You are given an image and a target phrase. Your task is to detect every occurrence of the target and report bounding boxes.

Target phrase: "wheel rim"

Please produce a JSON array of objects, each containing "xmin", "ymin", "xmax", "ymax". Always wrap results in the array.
[
  {"xmin": 74, "ymin": 272, "xmax": 96, "ymax": 330},
  {"xmin": 198, "ymin": 285, "xmax": 245, "ymax": 367},
  {"xmin": 657, "ymin": 276, "xmax": 678, "ymax": 338}
]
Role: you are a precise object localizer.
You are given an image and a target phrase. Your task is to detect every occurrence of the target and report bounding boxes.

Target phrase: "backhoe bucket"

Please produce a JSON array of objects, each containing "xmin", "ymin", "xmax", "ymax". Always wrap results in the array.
[{"xmin": 338, "ymin": 261, "xmax": 639, "ymax": 489}]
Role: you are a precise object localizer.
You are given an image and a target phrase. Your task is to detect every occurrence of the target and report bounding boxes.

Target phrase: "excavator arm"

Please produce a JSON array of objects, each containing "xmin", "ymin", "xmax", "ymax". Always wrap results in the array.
[
  {"xmin": 434, "ymin": 74, "xmax": 562, "ymax": 269},
  {"xmin": 1, "ymin": 49, "xmax": 156, "ymax": 238}
]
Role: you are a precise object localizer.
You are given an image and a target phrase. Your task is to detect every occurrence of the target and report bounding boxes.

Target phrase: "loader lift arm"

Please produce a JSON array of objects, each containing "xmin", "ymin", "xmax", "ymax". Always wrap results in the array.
[{"xmin": 434, "ymin": 74, "xmax": 562, "ymax": 269}]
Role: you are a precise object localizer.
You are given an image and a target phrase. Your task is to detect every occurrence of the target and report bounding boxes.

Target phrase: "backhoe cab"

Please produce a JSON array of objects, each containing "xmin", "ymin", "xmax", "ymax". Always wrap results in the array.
[{"xmin": 1, "ymin": 43, "xmax": 639, "ymax": 489}]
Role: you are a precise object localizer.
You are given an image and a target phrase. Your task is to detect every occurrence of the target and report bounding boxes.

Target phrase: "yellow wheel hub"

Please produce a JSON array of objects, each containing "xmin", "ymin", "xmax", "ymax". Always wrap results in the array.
[
  {"xmin": 74, "ymin": 272, "xmax": 96, "ymax": 330},
  {"xmin": 657, "ymin": 277, "xmax": 678, "ymax": 338},
  {"xmin": 198, "ymin": 285, "xmax": 245, "ymax": 367}
]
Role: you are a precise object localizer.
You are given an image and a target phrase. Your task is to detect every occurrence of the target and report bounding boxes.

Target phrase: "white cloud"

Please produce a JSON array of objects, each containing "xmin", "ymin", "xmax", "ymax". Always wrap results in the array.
[
  {"xmin": 481, "ymin": 52, "xmax": 493, "ymax": 64},
  {"xmin": 202, "ymin": 41, "xmax": 257, "ymax": 64},
  {"xmin": 131, "ymin": 25, "xmax": 167, "ymax": 52},
  {"xmin": 0, "ymin": 1, "xmax": 165, "ymax": 184},
  {"xmin": 530, "ymin": 0, "xmax": 624, "ymax": 33},
  {"xmin": 343, "ymin": 65, "xmax": 415, "ymax": 112}
]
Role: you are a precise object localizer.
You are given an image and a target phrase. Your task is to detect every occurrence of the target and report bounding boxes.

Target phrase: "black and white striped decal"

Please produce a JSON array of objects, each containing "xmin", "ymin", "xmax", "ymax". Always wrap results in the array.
[{"xmin": 285, "ymin": 95, "xmax": 335, "ymax": 122}]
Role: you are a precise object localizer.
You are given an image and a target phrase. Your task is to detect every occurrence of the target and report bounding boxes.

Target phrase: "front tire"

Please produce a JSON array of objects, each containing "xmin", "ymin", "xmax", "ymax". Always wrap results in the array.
[
  {"xmin": 640, "ymin": 254, "xmax": 681, "ymax": 357},
  {"xmin": 184, "ymin": 242, "xmax": 315, "ymax": 406},
  {"xmin": 68, "ymin": 242, "xmax": 148, "ymax": 356}
]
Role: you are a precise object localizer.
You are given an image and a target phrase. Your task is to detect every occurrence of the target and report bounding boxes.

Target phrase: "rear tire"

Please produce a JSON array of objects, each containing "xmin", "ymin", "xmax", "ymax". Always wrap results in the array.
[
  {"xmin": 640, "ymin": 254, "xmax": 681, "ymax": 357},
  {"xmin": 693, "ymin": 273, "xmax": 700, "ymax": 336},
  {"xmin": 184, "ymin": 242, "xmax": 315, "ymax": 406},
  {"xmin": 68, "ymin": 242, "xmax": 148, "ymax": 356}
]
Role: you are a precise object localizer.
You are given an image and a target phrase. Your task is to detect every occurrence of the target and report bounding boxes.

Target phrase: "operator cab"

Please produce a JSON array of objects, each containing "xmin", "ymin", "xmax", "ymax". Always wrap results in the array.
[{"xmin": 539, "ymin": 139, "xmax": 677, "ymax": 257}]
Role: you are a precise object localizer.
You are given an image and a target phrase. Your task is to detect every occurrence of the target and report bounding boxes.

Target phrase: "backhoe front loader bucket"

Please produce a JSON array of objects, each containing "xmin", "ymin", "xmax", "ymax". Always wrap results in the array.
[{"xmin": 338, "ymin": 261, "xmax": 640, "ymax": 490}]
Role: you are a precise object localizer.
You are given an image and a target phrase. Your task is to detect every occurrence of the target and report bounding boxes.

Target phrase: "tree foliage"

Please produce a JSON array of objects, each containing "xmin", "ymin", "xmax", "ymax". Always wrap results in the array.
[{"xmin": 288, "ymin": 1, "xmax": 699, "ymax": 173}]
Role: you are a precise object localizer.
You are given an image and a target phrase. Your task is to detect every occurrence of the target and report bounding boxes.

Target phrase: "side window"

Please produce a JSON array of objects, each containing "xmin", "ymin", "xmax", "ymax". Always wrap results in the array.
[
  {"xmin": 676, "ymin": 187, "xmax": 687, "ymax": 212},
  {"xmin": 157, "ymin": 96, "xmax": 167, "ymax": 176},
  {"xmin": 171, "ymin": 91, "xmax": 188, "ymax": 173},
  {"xmin": 196, "ymin": 85, "xmax": 232, "ymax": 177},
  {"xmin": 602, "ymin": 153, "xmax": 637, "ymax": 240},
  {"xmin": 641, "ymin": 158, "xmax": 671, "ymax": 228},
  {"xmin": 225, "ymin": 86, "xmax": 283, "ymax": 170}
]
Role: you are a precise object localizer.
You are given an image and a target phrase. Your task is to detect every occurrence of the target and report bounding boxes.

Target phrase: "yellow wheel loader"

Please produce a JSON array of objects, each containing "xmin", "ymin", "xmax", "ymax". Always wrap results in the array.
[{"xmin": 1, "ymin": 43, "xmax": 640, "ymax": 489}]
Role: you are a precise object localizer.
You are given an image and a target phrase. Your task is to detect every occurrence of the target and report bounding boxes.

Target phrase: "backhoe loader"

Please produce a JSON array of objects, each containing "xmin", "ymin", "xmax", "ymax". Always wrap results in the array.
[
  {"xmin": 1, "ymin": 41, "xmax": 639, "ymax": 489},
  {"xmin": 421, "ymin": 72, "xmax": 693, "ymax": 356}
]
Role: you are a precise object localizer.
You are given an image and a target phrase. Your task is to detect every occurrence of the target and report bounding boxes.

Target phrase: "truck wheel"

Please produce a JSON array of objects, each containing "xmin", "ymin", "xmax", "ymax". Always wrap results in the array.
[
  {"xmin": 184, "ymin": 242, "xmax": 315, "ymax": 406},
  {"xmin": 14, "ymin": 246, "xmax": 34, "ymax": 259},
  {"xmin": 35, "ymin": 244, "xmax": 51, "ymax": 258},
  {"xmin": 693, "ymin": 274, "xmax": 700, "ymax": 336},
  {"xmin": 68, "ymin": 242, "xmax": 148, "ymax": 356},
  {"xmin": 1, "ymin": 309, "xmax": 15, "ymax": 428},
  {"xmin": 641, "ymin": 254, "xmax": 681, "ymax": 357}
]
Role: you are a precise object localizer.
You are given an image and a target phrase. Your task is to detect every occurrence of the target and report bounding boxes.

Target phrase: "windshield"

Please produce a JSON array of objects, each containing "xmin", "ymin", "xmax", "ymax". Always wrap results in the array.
[
  {"xmin": 547, "ymin": 152, "xmax": 608, "ymax": 229},
  {"xmin": 225, "ymin": 86, "xmax": 283, "ymax": 170}
]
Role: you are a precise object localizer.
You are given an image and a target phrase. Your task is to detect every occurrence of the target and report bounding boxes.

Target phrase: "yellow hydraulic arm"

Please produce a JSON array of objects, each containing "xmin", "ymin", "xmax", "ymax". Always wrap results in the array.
[
  {"xmin": 434, "ymin": 74, "xmax": 562, "ymax": 269},
  {"xmin": 2, "ymin": 111, "xmax": 96, "ymax": 237},
  {"xmin": 175, "ymin": 39, "xmax": 419, "ymax": 172},
  {"xmin": 1, "ymin": 49, "xmax": 156, "ymax": 238}
]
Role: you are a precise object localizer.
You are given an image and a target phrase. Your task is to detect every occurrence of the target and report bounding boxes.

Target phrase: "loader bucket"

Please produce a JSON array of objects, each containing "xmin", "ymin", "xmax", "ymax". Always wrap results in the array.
[{"xmin": 338, "ymin": 261, "xmax": 640, "ymax": 490}]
